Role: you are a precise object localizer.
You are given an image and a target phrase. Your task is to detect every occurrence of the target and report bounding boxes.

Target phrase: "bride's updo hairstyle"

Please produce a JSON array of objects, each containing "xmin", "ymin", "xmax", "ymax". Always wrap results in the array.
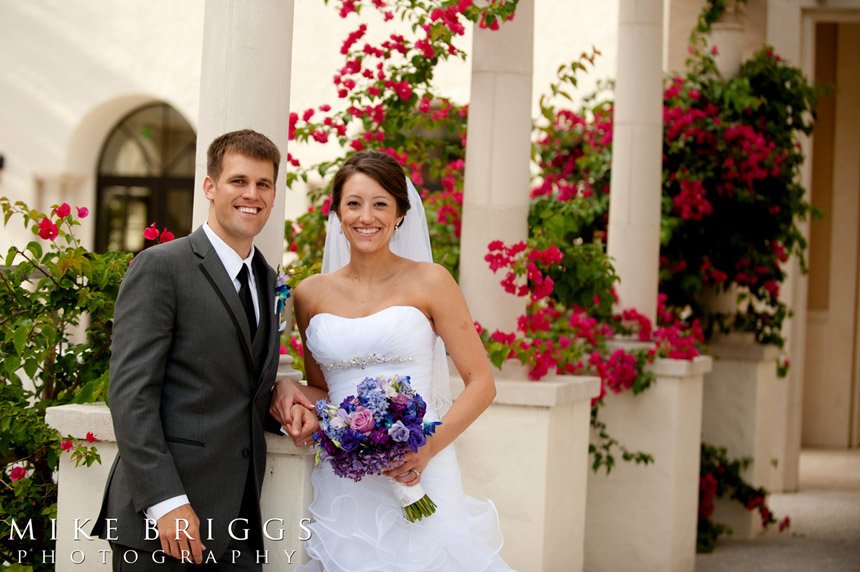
[{"xmin": 331, "ymin": 151, "xmax": 411, "ymax": 224}]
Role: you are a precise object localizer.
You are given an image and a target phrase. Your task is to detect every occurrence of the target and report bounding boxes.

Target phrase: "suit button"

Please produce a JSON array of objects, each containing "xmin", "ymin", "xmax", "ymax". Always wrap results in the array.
[{"xmin": 242, "ymin": 448, "xmax": 251, "ymax": 458}]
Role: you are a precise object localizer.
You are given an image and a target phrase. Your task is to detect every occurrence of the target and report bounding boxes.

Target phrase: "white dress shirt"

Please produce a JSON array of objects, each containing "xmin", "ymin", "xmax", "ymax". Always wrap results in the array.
[{"xmin": 145, "ymin": 224, "xmax": 260, "ymax": 523}]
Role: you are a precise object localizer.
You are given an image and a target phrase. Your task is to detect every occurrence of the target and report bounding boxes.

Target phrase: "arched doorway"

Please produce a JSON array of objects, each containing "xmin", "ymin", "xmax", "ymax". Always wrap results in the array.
[{"xmin": 95, "ymin": 103, "xmax": 196, "ymax": 252}]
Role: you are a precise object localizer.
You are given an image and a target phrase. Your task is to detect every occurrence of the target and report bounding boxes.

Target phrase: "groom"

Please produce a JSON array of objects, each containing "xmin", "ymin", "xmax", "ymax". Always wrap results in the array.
[{"xmin": 94, "ymin": 130, "xmax": 310, "ymax": 570}]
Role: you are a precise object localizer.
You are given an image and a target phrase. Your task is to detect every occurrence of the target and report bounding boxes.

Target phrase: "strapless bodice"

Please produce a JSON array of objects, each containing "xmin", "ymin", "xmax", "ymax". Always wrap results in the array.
[{"xmin": 305, "ymin": 305, "xmax": 440, "ymax": 420}]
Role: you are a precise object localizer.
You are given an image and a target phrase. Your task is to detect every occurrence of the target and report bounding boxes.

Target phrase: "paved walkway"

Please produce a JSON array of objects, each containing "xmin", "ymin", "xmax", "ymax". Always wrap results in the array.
[{"xmin": 696, "ymin": 449, "xmax": 860, "ymax": 572}]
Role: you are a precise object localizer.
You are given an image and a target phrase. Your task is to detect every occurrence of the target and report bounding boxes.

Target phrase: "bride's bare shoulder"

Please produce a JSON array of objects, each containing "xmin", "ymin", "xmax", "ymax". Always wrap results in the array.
[
  {"xmin": 293, "ymin": 274, "xmax": 332, "ymax": 308},
  {"xmin": 413, "ymin": 261, "xmax": 456, "ymax": 286}
]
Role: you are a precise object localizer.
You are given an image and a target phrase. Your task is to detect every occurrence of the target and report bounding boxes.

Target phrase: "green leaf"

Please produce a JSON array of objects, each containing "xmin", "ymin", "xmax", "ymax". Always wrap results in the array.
[
  {"xmin": 26, "ymin": 241, "xmax": 42, "ymax": 260},
  {"xmin": 13, "ymin": 325, "xmax": 28, "ymax": 356},
  {"xmin": 23, "ymin": 358, "xmax": 39, "ymax": 379},
  {"xmin": 6, "ymin": 247, "xmax": 17, "ymax": 267}
]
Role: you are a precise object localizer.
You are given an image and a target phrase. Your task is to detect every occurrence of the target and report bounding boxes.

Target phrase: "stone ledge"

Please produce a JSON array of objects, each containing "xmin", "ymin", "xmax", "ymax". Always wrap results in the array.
[
  {"xmin": 706, "ymin": 340, "xmax": 780, "ymax": 362},
  {"xmin": 649, "ymin": 355, "xmax": 713, "ymax": 378},
  {"xmin": 452, "ymin": 375, "xmax": 601, "ymax": 408},
  {"xmin": 45, "ymin": 403, "xmax": 312, "ymax": 457},
  {"xmin": 46, "ymin": 403, "xmax": 115, "ymax": 441}
]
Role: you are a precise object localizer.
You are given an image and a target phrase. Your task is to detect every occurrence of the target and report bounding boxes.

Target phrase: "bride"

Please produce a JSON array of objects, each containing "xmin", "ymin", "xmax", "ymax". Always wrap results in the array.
[{"xmin": 271, "ymin": 150, "xmax": 513, "ymax": 571}]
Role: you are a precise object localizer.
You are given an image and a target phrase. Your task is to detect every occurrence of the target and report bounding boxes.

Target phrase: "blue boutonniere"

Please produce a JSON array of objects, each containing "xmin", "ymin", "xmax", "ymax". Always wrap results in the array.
[{"xmin": 275, "ymin": 271, "xmax": 291, "ymax": 331}]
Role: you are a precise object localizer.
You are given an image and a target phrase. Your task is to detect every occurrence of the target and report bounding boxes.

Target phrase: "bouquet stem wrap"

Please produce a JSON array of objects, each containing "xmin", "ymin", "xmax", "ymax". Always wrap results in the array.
[{"xmin": 390, "ymin": 480, "xmax": 437, "ymax": 522}]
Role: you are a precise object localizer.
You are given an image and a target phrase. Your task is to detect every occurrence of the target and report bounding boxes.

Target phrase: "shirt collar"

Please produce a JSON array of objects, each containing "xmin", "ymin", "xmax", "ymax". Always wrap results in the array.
[{"xmin": 202, "ymin": 223, "xmax": 256, "ymax": 282}]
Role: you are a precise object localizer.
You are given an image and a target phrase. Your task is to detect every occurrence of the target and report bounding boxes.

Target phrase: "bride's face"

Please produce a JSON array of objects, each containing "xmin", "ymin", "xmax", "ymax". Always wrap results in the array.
[{"xmin": 338, "ymin": 172, "xmax": 404, "ymax": 254}]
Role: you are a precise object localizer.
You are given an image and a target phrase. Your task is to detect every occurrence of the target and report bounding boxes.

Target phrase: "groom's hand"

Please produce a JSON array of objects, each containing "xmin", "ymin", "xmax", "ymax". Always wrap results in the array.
[
  {"xmin": 157, "ymin": 503, "xmax": 205, "ymax": 564},
  {"xmin": 270, "ymin": 378, "xmax": 315, "ymax": 430}
]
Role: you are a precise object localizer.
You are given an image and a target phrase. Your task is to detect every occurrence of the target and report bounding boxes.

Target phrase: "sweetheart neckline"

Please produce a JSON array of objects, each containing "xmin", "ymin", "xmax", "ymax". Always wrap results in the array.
[{"xmin": 308, "ymin": 305, "xmax": 430, "ymax": 327}]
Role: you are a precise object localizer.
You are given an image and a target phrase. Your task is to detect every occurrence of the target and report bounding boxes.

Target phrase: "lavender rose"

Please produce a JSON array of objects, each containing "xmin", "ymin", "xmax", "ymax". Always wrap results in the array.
[
  {"xmin": 350, "ymin": 407, "xmax": 375, "ymax": 434},
  {"xmin": 388, "ymin": 420, "xmax": 411, "ymax": 443}
]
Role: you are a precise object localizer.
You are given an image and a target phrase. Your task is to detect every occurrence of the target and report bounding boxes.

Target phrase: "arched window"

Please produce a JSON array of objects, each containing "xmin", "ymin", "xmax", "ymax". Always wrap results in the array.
[{"xmin": 95, "ymin": 103, "xmax": 196, "ymax": 252}]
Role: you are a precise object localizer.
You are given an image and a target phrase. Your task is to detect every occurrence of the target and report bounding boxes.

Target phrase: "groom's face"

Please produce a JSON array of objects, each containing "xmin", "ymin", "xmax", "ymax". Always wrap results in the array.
[{"xmin": 204, "ymin": 151, "xmax": 276, "ymax": 257}]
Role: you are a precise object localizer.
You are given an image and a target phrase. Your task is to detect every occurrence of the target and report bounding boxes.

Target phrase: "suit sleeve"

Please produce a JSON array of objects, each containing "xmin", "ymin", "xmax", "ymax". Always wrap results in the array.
[{"xmin": 109, "ymin": 248, "xmax": 186, "ymax": 512}]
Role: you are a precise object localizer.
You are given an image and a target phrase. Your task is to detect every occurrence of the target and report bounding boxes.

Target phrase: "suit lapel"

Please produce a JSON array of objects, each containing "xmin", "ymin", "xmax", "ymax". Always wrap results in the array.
[{"xmin": 190, "ymin": 228, "xmax": 255, "ymax": 368}]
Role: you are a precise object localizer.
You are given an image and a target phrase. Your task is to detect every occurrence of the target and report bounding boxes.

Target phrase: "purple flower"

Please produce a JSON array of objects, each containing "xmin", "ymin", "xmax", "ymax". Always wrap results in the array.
[
  {"xmin": 390, "ymin": 393, "xmax": 410, "ymax": 413},
  {"xmin": 340, "ymin": 430, "xmax": 362, "ymax": 452},
  {"xmin": 411, "ymin": 394, "xmax": 427, "ymax": 417},
  {"xmin": 350, "ymin": 407, "xmax": 375, "ymax": 434},
  {"xmin": 321, "ymin": 436, "xmax": 340, "ymax": 457},
  {"xmin": 369, "ymin": 428, "xmax": 390, "ymax": 445},
  {"xmin": 388, "ymin": 420, "xmax": 411, "ymax": 443},
  {"xmin": 407, "ymin": 426, "xmax": 426, "ymax": 452}
]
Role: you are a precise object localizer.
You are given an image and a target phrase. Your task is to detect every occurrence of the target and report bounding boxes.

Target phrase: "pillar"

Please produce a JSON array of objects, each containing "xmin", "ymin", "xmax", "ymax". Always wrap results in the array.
[
  {"xmin": 460, "ymin": 0, "xmax": 534, "ymax": 333},
  {"xmin": 606, "ymin": 0, "xmax": 664, "ymax": 322},
  {"xmin": 452, "ymin": 374, "xmax": 600, "ymax": 571},
  {"xmin": 191, "ymin": 0, "xmax": 295, "ymax": 266},
  {"xmin": 584, "ymin": 355, "xmax": 712, "ymax": 572}
]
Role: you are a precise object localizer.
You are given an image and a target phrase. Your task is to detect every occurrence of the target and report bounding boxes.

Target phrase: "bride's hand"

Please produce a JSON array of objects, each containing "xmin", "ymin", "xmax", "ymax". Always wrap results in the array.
[
  {"xmin": 271, "ymin": 378, "xmax": 316, "ymax": 432},
  {"xmin": 383, "ymin": 445, "xmax": 433, "ymax": 487},
  {"xmin": 289, "ymin": 403, "xmax": 319, "ymax": 448}
]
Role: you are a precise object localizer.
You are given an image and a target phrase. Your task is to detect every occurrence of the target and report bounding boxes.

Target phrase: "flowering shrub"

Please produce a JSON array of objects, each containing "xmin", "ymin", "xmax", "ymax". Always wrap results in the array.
[
  {"xmin": 480, "ymin": 238, "xmax": 703, "ymax": 472},
  {"xmin": 0, "ymin": 199, "xmax": 117, "ymax": 568},
  {"xmin": 532, "ymin": 46, "xmax": 817, "ymax": 351},
  {"xmin": 697, "ymin": 443, "xmax": 789, "ymax": 552}
]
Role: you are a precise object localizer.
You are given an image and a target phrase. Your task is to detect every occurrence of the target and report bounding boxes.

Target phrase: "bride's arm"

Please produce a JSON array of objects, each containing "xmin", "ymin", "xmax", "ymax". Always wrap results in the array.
[
  {"xmin": 270, "ymin": 277, "xmax": 329, "ymax": 434},
  {"xmin": 389, "ymin": 264, "xmax": 496, "ymax": 481}
]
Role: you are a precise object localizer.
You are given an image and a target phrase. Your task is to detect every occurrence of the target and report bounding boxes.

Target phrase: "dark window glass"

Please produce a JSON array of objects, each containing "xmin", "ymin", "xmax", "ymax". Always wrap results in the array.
[{"xmin": 96, "ymin": 103, "xmax": 195, "ymax": 252}]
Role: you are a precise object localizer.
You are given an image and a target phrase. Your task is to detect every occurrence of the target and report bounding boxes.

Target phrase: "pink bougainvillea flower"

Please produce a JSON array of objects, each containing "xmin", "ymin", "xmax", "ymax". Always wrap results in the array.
[
  {"xmin": 53, "ymin": 202, "xmax": 72, "ymax": 218},
  {"xmin": 10, "ymin": 465, "xmax": 26, "ymax": 482},
  {"xmin": 159, "ymin": 228, "xmax": 175, "ymax": 243},
  {"xmin": 60, "ymin": 439, "xmax": 73, "ymax": 452},
  {"xmin": 85, "ymin": 432, "xmax": 97, "ymax": 443},
  {"xmin": 143, "ymin": 222, "xmax": 159, "ymax": 241},
  {"xmin": 38, "ymin": 217, "xmax": 59, "ymax": 241},
  {"xmin": 76, "ymin": 206, "xmax": 89, "ymax": 219}
]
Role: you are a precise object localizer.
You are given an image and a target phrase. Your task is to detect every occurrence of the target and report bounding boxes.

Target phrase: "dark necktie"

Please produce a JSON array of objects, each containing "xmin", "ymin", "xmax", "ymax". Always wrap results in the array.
[{"xmin": 237, "ymin": 264, "xmax": 257, "ymax": 339}]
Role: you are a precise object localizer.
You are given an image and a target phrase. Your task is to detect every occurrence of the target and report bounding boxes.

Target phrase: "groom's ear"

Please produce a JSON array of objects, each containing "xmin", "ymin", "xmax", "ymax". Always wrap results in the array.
[{"xmin": 203, "ymin": 176, "xmax": 215, "ymax": 201}]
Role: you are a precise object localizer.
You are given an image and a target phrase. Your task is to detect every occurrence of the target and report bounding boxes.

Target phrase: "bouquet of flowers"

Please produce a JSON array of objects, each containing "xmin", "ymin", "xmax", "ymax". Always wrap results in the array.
[{"xmin": 313, "ymin": 374, "xmax": 442, "ymax": 522}]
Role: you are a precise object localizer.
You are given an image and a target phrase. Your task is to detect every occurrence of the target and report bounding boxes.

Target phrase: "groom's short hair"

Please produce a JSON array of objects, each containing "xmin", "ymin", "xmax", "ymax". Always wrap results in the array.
[{"xmin": 207, "ymin": 130, "xmax": 281, "ymax": 182}]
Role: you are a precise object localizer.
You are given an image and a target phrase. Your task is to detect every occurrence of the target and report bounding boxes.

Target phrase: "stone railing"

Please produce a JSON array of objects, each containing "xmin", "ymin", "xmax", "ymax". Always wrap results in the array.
[{"xmin": 45, "ymin": 357, "xmax": 599, "ymax": 571}]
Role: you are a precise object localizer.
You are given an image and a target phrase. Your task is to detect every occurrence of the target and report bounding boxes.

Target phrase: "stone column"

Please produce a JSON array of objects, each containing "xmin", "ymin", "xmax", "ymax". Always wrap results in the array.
[
  {"xmin": 191, "ymin": 0, "xmax": 295, "ymax": 266},
  {"xmin": 452, "ymin": 374, "xmax": 600, "ymax": 572},
  {"xmin": 460, "ymin": 0, "xmax": 533, "ymax": 333},
  {"xmin": 701, "ymin": 335, "xmax": 785, "ymax": 537},
  {"xmin": 584, "ymin": 356, "xmax": 712, "ymax": 572},
  {"xmin": 606, "ymin": 0, "xmax": 664, "ymax": 322}
]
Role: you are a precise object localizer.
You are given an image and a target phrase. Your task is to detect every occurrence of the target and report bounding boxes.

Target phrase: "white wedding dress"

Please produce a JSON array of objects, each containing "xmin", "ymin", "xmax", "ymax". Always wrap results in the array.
[{"xmin": 297, "ymin": 305, "xmax": 513, "ymax": 571}]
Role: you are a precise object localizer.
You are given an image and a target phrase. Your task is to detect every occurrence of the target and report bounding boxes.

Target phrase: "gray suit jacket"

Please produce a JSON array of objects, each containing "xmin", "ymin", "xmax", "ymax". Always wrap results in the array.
[{"xmin": 93, "ymin": 227, "xmax": 280, "ymax": 557}]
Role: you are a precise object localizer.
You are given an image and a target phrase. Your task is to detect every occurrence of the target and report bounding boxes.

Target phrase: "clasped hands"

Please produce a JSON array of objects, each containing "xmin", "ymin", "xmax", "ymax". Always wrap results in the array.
[{"xmin": 269, "ymin": 377, "xmax": 318, "ymax": 446}]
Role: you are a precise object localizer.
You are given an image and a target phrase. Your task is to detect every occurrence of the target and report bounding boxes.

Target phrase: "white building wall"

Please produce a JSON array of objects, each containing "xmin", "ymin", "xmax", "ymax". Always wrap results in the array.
[{"xmin": 0, "ymin": 0, "xmax": 205, "ymax": 249}]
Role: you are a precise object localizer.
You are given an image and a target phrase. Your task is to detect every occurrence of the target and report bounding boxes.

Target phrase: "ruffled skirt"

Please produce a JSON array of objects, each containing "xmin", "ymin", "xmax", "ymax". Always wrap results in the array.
[{"xmin": 296, "ymin": 446, "xmax": 512, "ymax": 571}]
